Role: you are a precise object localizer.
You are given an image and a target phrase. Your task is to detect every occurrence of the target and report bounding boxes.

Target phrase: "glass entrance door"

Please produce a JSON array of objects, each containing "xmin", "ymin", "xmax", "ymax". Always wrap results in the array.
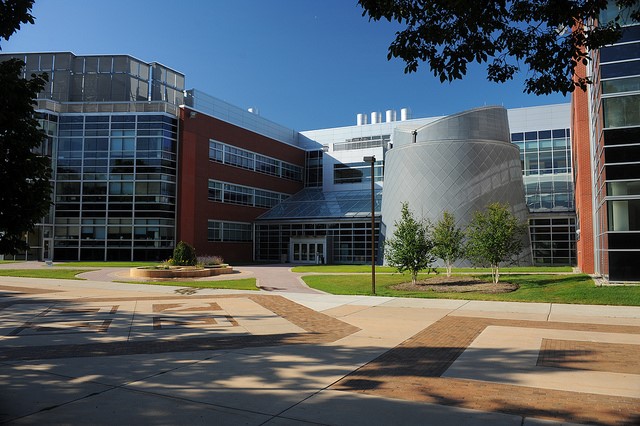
[{"xmin": 290, "ymin": 239, "xmax": 326, "ymax": 263}]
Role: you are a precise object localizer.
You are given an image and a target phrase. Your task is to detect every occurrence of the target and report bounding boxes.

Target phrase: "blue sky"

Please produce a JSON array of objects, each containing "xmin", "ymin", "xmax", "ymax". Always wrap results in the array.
[{"xmin": 4, "ymin": 0, "xmax": 567, "ymax": 130}]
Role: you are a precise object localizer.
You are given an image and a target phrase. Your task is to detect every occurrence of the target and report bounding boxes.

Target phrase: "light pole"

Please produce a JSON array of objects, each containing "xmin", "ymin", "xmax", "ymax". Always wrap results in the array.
[{"xmin": 363, "ymin": 155, "xmax": 376, "ymax": 295}]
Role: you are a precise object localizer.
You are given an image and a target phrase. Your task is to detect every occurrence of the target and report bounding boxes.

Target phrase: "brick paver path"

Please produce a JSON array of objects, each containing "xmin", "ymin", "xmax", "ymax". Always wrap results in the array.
[
  {"xmin": 331, "ymin": 315, "xmax": 640, "ymax": 425},
  {"xmin": 0, "ymin": 292, "xmax": 360, "ymax": 361}
]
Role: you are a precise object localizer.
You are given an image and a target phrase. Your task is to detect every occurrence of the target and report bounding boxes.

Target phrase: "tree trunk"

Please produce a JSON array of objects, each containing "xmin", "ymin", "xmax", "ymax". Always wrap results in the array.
[
  {"xmin": 412, "ymin": 271, "xmax": 418, "ymax": 285},
  {"xmin": 492, "ymin": 264, "xmax": 500, "ymax": 284},
  {"xmin": 446, "ymin": 261, "xmax": 452, "ymax": 277}
]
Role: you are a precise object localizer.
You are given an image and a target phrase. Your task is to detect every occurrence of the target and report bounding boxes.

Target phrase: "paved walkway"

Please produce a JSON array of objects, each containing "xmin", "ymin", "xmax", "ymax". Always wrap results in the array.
[
  {"xmin": 0, "ymin": 267, "xmax": 639, "ymax": 424},
  {"xmin": 0, "ymin": 261, "xmax": 321, "ymax": 294}
]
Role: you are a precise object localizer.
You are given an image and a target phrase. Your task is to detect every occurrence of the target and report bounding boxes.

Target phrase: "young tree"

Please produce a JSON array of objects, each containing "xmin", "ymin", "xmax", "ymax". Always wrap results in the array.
[
  {"xmin": 1, "ymin": 1, "xmax": 52, "ymax": 255},
  {"xmin": 385, "ymin": 202, "xmax": 435, "ymax": 285},
  {"xmin": 358, "ymin": 0, "xmax": 640, "ymax": 95},
  {"xmin": 432, "ymin": 210, "xmax": 464, "ymax": 277},
  {"xmin": 465, "ymin": 203, "xmax": 527, "ymax": 284}
]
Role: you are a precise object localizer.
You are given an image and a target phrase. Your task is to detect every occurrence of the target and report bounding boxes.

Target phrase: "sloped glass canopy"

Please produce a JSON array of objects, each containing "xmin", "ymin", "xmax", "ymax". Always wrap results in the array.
[{"xmin": 256, "ymin": 188, "xmax": 382, "ymax": 221}]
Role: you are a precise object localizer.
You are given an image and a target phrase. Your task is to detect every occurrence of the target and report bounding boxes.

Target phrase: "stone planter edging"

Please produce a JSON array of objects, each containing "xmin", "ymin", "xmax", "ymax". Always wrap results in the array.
[{"xmin": 130, "ymin": 266, "xmax": 234, "ymax": 279}]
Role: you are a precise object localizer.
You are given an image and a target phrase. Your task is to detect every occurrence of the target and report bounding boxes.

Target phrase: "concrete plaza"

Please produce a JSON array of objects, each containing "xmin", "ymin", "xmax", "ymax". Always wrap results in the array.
[{"xmin": 0, "ymin": 265, "xmax": 639, "ymax": 425}]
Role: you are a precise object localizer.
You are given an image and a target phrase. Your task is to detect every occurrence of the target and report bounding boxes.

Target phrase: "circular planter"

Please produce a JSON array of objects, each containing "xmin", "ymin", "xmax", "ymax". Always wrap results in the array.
[{"xmin": 130, "ymin": 265, "xmax": 233, "ymax": 279}]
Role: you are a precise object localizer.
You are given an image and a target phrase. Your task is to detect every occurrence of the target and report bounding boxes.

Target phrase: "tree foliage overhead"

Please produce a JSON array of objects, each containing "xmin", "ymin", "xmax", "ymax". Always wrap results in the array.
[
  {"xmin": 384, "ymin": 202, "xmax": 435, "ymax": 284},
  {"xmin": 0, "ymin": 0, "xmax": 35, "ymax": 42},
  {"xmin": 465, "ymin": 203, "xmax": 527, "ymax": 283},
  {"xmin": 0, "ymin": 0, "xmax": 52, "ymax": 255},
  {"xmin": 358, "ymin": 0, "xmax": 640, "ymax": 95}
]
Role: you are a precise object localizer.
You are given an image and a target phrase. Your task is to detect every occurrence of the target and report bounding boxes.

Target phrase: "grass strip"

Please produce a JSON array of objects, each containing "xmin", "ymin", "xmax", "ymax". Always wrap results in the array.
[
  {"xmin": 116, "ymin": 278, "xmax": 258, "ymax": 291},
  {"xmin": 301, "ymin": 273, "xmax": 640, "ymax": 306},
  {"xmin": 292, "ymin": 265, "xmax": 573, "ymax": 273},
  {"xmin": 55, "ymin": 261, "xmax": 161, "ymax": 267},
  {"xmin": 0, "ymin": 269, "xmax": 92, "ymax": 280}
]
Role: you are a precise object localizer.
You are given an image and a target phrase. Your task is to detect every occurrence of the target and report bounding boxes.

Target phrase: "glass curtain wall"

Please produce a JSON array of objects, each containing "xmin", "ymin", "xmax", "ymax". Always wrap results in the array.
[
  {"xmin": 596, "ymin": 17, "xmax": 640, "ymax": 280},
  {"xmin": 512, "ymin": 128, "xmax": 576, "ymax": 265},
  {"xmin": 53, "ymin": 113, "xmax": 177, "ymax": 261},
  {"xmin": 255, "ymin": 221, "xmax": 380, "ymax": 264}
]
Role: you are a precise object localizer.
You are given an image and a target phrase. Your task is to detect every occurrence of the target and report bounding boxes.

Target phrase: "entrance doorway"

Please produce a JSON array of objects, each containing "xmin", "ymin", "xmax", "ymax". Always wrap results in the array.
[{"xmin": 290, "ymin": 237, "xmax": 326, "ymax": 264}]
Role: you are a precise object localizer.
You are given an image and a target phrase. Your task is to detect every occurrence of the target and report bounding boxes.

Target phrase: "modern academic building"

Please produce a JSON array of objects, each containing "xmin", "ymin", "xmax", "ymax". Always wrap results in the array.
[
  {"xmin": 1, "ymin": 38, "xmax": 635, "ymax": 280},
  {"xmin": 571, "ymin": 8, "xmax": 640, "ymax": 281}
]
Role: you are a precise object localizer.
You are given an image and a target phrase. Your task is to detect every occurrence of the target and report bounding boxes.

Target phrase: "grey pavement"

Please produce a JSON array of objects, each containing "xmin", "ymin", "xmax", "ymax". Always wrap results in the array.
[{"xmin": 0, "ymin": 265, "xmax": 638, "ymax": 425}]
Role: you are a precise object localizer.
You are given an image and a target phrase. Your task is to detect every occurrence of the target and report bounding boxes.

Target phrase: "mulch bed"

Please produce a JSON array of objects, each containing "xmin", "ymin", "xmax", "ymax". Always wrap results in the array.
[{"xmin": 391, "ymin": 275, "xmax": 518, "ymax": 294}]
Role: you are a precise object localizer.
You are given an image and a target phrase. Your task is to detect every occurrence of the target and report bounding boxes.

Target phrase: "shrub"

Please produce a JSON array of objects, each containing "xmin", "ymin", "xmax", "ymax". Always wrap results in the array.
[
  {"xmin": 197, "ymin": 255, "xmax": 224, "ymax": 266},
  {"xmin": 171, "ymin": 241, "xmax": 197, "ymax": 266}
]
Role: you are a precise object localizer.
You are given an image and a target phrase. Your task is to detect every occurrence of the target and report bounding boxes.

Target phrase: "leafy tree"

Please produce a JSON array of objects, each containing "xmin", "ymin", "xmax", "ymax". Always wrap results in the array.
[
  {"xmin": 432, "ymin": 210, "xmax": 464, "ymax": 277},
  {"xmin": 1, "ymin": 0, "xmax": 36, "ymax": 41},
  {"xmin": 465, "ymin": 203, "xmax": 527, "ymax": 284},
  {"xmin": 171, "ymin": 241, "xmax": 197, "ymax": 266},
  {"xmin": 358, "ymin": 0, "xmax": 640, "ymax": 95},
  {"xmin": 0, "ymin": 0, "xmax": 52, "ymax": 255},
  {"xmin": 385, "ymin": 202, "xmax": 435, "ymax": 284}
]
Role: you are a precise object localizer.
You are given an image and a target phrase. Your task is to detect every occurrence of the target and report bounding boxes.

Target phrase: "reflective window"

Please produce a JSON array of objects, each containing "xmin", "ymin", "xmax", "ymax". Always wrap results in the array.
[
  {"xmin": 334, "ymin": 161, "xmax": 384, "ymax": 184},
  {"xmin": 602, "ymin": 76, "xmax": 640, "ymax": 94},
  {"xmin": 207, "ymin": 221, "xmax": 252, "ymax": 242},
  {"xmin": 603, "ymin": 95, "xmax": 640, "ymax": 128},
  {"xmin": 207, "ymin": 140, "xmax": 302, "ymax": 182}
]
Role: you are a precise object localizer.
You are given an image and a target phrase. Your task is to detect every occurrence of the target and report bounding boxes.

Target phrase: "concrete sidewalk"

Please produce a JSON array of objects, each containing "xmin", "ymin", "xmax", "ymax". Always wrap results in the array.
[{"xmin": 0, "ymin": 274, "xmax": 639, "ymax": 425}]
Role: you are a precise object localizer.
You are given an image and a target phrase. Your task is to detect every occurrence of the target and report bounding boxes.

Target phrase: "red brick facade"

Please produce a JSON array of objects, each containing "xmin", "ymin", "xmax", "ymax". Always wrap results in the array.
[
  {"xmin": 571, "ymin": 61, "xmax": 595, "ymax": 274},
  {"xmin": 177, "ymin": 107, "xmax": 305, "ymax": 262}
]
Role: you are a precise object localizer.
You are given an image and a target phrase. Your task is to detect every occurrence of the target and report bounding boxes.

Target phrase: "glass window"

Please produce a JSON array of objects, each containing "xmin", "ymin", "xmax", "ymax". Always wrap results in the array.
[
  {"xmin": 223, "ymin": 183, "xmax": 253, "ymax": 206},
  {"xmin": 208, "ymin": 221, "xmax": 252, "ymax": 242},
  {"xmin": 225, "ymin": 146, "xmax": 254, "ymax": 170},
  {"xmin": 602, "ymin": 76, "xmax": 640, "ymax": 94},
  {"xmin": 608, "ymin": 199, "xmax": 640, "ymax": 231},
  {"xmin": 608, "ymin": 180, "xmax": 640, "ymax": 196},
  {"xmin": 603, "ymin": 95, "xmax": 640, "ymax": 128},
  {"xmin": 511, "ymin": 133, "xmax": 524, "ymax": 142},
  {"xmin": 600, "ymin": 42, "xmax": 640, "ymax": 63},
  {"xmin": 255, "ymin": 154, "xmax": 280, "ymax": 176},
  {"xmin": 281, "ymin": 162, "xmax": 303, "ymax": 181},
  {"xmin": 255, "ymin": 189, "xmax": 282, "ymax": 208},
  {"xmin": 601, "ymin": 60, "xmax": 640, "ymax": 79},
  {"xmin": 207, "ymin": 180, "xmax": 222, "ymax": 202}
]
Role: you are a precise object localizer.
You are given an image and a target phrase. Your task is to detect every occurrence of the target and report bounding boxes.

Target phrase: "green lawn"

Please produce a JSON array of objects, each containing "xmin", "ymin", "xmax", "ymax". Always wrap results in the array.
[
  {"xmin": 117, "ymin": 278, "xmax": 258, "ymax": 291},
  {"xmin": 292, "ymin": 265, "xmax": 399, "ymax": 273},
  {"xmin": 55, "ymin": 261, "xmax": 161, "ymax": 267},
  {"xmin": 301, "ymin": 273, "xmax": 640, "ymax": 306},
  {"xmin": 292, "ymin": 265, "xmax": 573, "ymax": 273},
  {"xmin": 0, "ymin": 260, "xmax": 19, "ymax": 264},
  {"xmin": 0, "ymin": 269, "xmax": 92, "ymax": 280}
]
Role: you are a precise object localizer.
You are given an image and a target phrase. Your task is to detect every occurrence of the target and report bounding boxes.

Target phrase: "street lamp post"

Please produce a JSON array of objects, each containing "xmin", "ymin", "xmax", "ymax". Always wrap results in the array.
[{"xmin": 363, "ymin": 155, "xmax": 376, "ymax": 295}]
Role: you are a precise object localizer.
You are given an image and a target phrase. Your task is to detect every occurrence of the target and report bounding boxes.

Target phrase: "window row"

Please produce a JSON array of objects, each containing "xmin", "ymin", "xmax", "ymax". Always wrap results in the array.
[
  {"xmin": 58, "ymin": 138, "xmax": 176, "ymax": 155},
  {"xmin": 207, "ymin": 180, "xmax": 288, "ymax": 208},
  {"xmin": 57, "ymin": 181, "xmax": 175, "ymax": 196},
  {"xmin": 208, "ymin": 140, "xmax": 303, "ymax": 182},
  {"xmin": 520, "ymin": 150, "xmax": 571, "ymax": 175},
  {"xmin": 334, "ymin": 135, "xmax": 390, "ymax": 151},
  {"xmin": 53, "ymin": 225, "xmax": 174, "ymax": 240},
  {"xmin": 207, "ymin": 221, "xmax": 253, "ymax": 242},
  {"xmin": 55, "ymin": 217, "xmax": 174, "ymax": 226},
  {"xmin": 333, "ymin": 161, "xmax": 384, "ymax": 184}
]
